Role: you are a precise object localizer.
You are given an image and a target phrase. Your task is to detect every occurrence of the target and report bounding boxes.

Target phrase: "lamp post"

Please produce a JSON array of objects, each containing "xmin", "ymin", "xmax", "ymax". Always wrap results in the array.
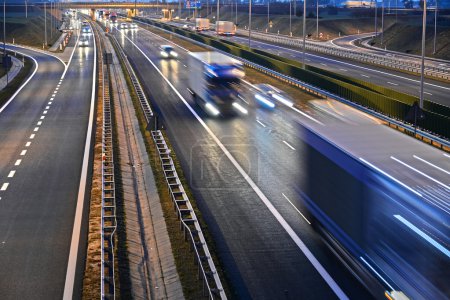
[
  {"xmin": 374, "ymin": 0, "xmax": 378, "ymax": 37},
  {"xmin": 419, "ymin": 0, "xmax": 426, "ymax": 108},
  {"xmin": 433, "ymin": 1, "xmax": 437, "ymax": 54},
  {"xmin": 381, "ymin": 0, "xmax": 384, "ymax": 44},
  {"xmin": 267, "ymin": 0, "xmax": 269, "ymax": 32},
  {"xmin": 248, "ymin": 0, "xmax": 251, "ymax": 47},
  {"xmin": 44, "ymin": 1, "xmax": 47, "ymax": 47},
  {"xmin": 289, "ymin": 0, "xmax": 292, "ymax": 36},
  {"xmin": 217, "ymin": 0, "xmax": 220, "ymax": 24},
  {"xmin": 302, "ymin": 0, "xmax": 306, "ymax": 67},
  {"xmin": 316, "ymin": 0, "xmax": 318, "ymax": 39}
]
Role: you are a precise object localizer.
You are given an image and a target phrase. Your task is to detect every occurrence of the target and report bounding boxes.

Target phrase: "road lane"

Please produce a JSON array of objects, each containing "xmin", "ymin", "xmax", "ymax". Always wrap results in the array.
[
  {"xmin": 0, "ymin": 34, "xmax": 95, "ymax": 299},
  {"xmin": 117, "ymin": 23, "xmax": 449, "ymax": 299},
  {"xmin": 113, "ymin": 26, "xmax": 375, "ymax": 299}
]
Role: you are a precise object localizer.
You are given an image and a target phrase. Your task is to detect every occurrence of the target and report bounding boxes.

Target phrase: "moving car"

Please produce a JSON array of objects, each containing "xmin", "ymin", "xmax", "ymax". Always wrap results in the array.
[
  {"xmin": 120, "ymin": 22, "xmax": 129, "ymax": 29},
  {"xmin": 129, "ymin": 23, "xmax": 138, "ymax": 29},
  {"xmin": 79, "ymin": 37, "xmax": 89, "ymax": 47},
  {"xmin": 252, "ymin": 83, "xmax": 293, "ymax": 108},
  {"xmin": 81, "ymin": 25, "xmax": 91, "ymax": 34},
  {"xmin": 160, "ymin": 45, "xmax": 178, "ymax": 58}
]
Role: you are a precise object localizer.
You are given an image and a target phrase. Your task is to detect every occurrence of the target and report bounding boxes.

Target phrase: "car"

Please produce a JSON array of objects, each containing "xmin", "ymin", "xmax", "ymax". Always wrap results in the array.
[
  {"xmin": 82, "ymin": 21, "xmax": 88, "ymax": 26},
  {"xmin": 129, "ymin": 23, "xmax": 138, "ymax": 29},
  {"xmin": 79, "ymin": 37, "xmax": 89, "ymax": 47},
  {"xmin": 252, "ymin": 83, "xmax": 293, "ymax": 108},
  {"xmin": 81, "ymin": 26, "xmax": 91, "ymax": 34},
  {"xmin": 120, "ymin": 22, "xmax": 129, "ymax": 29},
  {"xmin": 160, "ymin": 45, "xmax": 178, "ymax": 58}
]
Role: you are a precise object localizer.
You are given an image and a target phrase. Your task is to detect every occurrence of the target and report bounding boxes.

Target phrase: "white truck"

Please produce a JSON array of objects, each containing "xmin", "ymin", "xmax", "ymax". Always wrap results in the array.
[
  {"xmin": 188, "ymin": 52, "xmax": 246, "ymax": 116},
  {"xmin": 216, "ymin": 21, "xmax": 236, "ymax": 36},
  {"xmin": 195, "ymin": 18, "xmax": 210, "ymax": 31}
]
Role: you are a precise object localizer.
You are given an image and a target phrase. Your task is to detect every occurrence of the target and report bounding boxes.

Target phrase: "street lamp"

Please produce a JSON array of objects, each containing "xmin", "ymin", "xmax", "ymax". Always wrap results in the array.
[
  {"xmin": 267, "ymin": 0, "xmax": 270, "ymax": 32},
  {"xmin": 374, "ymin": 0, "xmax": 378, "ymax": 37},
  {"xmin": 433, "ymin": 1, "xmax": 438, "ymax": 54},
  {"xmin": 381, "ymin": 0, "xmax": 384, "ymax": 44},
  {"xmin": 316, "ymin": 0, "xmax": 318, "ymax": 39},
  {"xmin": 248, "ymin": 0, "xmax": 252, "ymax": 47},
  {"xmin": 289, "ymin": 0, "xmax": 292, "ymax": 37},
  {"xmin": 302, "ymin": 0, "xmax": 306, "ymax": 67},
  {"xmin": 217, "ymin": 0, "xmax": 220, "ymax": 24},
  {"xmin": 419, "ymin": 0, "xmax": 427, "ymax": 108}
]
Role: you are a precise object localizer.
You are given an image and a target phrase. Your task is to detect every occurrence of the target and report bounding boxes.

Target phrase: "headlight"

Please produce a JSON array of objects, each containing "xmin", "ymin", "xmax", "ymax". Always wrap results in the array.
[
  {"xmin": 160, "ymin": 51, "xmax": 169, "ymax": 57},
  {"xmin": 170, "ymin": 51, "xmax": 178, "ymax": 57},
  {"xmin": 205, "ymin": 103, "xmax": 220, "ymax": 116},
  {"xmin": 255, "ymin": 94, "xmax": 275, "ymax": 108},
  {"xmin": 232, "ymin": 102, "xmax": 248, "ymax": 115}
]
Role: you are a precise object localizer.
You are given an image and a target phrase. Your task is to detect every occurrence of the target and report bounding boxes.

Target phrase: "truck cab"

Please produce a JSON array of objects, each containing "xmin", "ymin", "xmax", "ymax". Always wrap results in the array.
[{"xmin": 188, "ymin": 52, "xmax": 246, "ymax": 116}]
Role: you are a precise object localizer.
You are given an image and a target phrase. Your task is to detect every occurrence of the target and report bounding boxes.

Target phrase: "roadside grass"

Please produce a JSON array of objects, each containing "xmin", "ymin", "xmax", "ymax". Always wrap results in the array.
[
  {"xmin": 1, "ymin": 12, "xmax": 60, "ymax": 48},
  {"xmin": 0, "ymin": 56, "xmax": 32, "ymax": 109},
  {"xmin": 81, "ymin": 64, "xmax": 103, "ymax": 300},
  {"xmin": 109, "ymin": 35, "xmax": 232, "ymax": 299}
]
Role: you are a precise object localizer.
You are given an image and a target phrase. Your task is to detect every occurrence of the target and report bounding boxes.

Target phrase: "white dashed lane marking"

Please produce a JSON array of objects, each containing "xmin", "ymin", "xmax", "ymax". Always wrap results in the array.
[
  {"xmin": 20, "ymin": 150, "xmax": 27, "ymax": 156},
  {"xmin": 14, "ymin": 159, "xmax": 21, "ymax": 166},
  {"xmin": 25, "ymin": 142, "xmax": 31, "ymax": 147},
  {"xmin": 30, "ymin": 134, "xmax": 35, "ymax": 139},
  {"xmin": 7, "ymin": 171, "xmax": 15, "ymax": 178},
  {"xmin": 33, "ymin": 127, "xmax": 39, "ymax": 132},
  {"xmin": 0, "ymin": 183, "xmax": 9, "ymax": 191},
  {"xmin": 283, "ymin": 140, "xmax": 296, "ymax": 151}
]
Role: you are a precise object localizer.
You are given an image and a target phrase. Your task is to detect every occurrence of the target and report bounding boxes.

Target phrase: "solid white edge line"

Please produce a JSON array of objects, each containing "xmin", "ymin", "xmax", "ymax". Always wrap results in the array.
[
  {"xmin": 413, "ymin": 155, "xmax": 450, "ymax": 175},
  {"xmin": 391, "ymin": 156, "xmax": 449, "ymax": 189},
  {"xmin": 283, "ymin": 140, "xmax": 296, "ymax": 151},
  {"xmin": 0, "ymin": 53, "xmax": 38, "ymax": 114},
  {"xmin": 282, "ymin": 193, "xmax": 311, "ymax": 224},
  {"xmin": 63, "ymin": 23, "xmax": 95, "ymax": 300},
  {"xmin": 60, "ymin": 29, "xmax": 80, "ymax": 80},
  {"xmin": 119, "ymin": 29, "xmax": 349, "ymax": 300},
  {"xmin": 394, "ymin": 214, "xmax": 450, "ymax": 258}
]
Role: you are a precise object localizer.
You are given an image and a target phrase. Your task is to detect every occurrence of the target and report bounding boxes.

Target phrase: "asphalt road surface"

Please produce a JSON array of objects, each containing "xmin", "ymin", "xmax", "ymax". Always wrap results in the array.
[
  {"xmin": 113, "ymin": 23, "xmax": 449, "ymax": 299},
  {"xmin": 0, "ymin": 34, "xmax": 95, "ymax": 299},
  {"xmin": 112, "ymin": 25, "xmax": 374, "ymax": 299}
]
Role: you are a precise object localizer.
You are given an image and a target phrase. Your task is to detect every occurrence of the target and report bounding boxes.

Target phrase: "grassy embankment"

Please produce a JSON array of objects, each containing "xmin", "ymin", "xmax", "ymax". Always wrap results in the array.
[{"xmin": 0, "ymin": 56, "xmax": 33, "ymax": 108}]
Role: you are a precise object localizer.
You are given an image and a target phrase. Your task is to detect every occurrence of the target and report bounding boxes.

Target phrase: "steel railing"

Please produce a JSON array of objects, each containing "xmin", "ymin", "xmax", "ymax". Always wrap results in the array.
[
  {"xmin": 108, "ymin": 22, "xmax": 227, "ymax": 299},
  {"xmin": 95, "ymin": 22, "xmax": 118, "ymax": 300},
  {"xmin": 151, "ymin": 130, "xmax": 227, "ymax": 300}
]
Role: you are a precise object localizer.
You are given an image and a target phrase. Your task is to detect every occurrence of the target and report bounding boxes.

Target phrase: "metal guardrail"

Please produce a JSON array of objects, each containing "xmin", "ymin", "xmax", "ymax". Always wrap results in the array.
[
  {"xmin": 151, "ymin": 130, "xmax": 227, "ymax": 300},
  {"xmin": 108, "ymin": 21, "xmax": 227, "ymax": 298},
  {"xmin": 97, "ymin": 25, "xmax": 117, "ymax": 300},
  {"xmin": 236, "ymin": 29, "xmax": 450, "ymax": 81},
  {"xmin": 110, "ymin": 34, "xmax": 154, "ymax": 124},
  {"xmin": 135, "ymin": 18, "xmax": 450, "ymax": 150}
]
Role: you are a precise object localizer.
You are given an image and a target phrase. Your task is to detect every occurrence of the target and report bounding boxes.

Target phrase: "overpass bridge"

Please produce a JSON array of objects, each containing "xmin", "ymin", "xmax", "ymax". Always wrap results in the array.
[{"xmin": 60, "ymin": 2, "xmax": 178, "ymax": 18}]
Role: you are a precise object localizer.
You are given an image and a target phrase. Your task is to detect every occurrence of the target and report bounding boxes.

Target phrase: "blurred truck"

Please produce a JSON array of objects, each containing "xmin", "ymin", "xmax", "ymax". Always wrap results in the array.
[
  {"xmin": 300, "ymin": 123, "xmax": 449, "ymax": 300},
  {"xmin": 195, "ymin": 18, "xmax": 210, "ymax": 31},
  {"xmin": 188, "ymin": 51, "xmax": 246, "ymax": 116},
  {"xmin": 216, "ymin": 21, "xmax": 235, "ymax": 36}
]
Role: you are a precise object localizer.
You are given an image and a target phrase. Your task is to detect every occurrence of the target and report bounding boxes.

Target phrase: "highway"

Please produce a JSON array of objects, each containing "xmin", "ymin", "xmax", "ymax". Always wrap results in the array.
[
  {"xmin": 0, "ymin": 30, "xmax": 95, "ymax": 299},
  {"xmin": 216, "ymin": 34, "xmax": 450, "ymax": 107},
  {"xmin": 111, "ymin": 23, "xmax": 450, "ymax": 299},
  {"xmin": 152, "ymin": 18, "xmax": 450, "ymax": 108}
]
